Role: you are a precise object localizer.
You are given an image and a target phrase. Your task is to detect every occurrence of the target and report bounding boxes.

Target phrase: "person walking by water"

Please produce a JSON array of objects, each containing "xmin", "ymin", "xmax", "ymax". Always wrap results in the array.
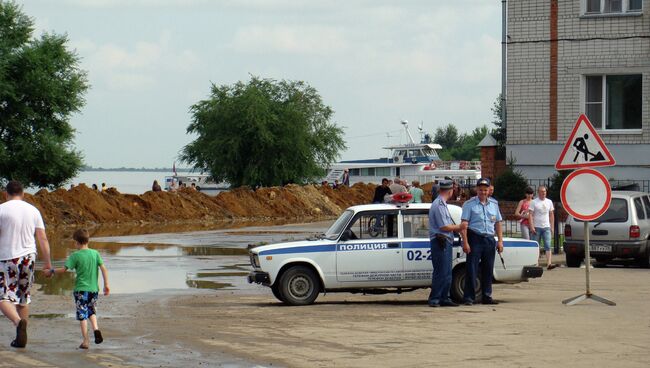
[
  {"xmin": 91, "ymin": 184, "xmax": 98, "ymax": 191},
  {"xmin": 515, "ymin": 187, "xmax": 535, "ymax": 240},
  {"xmin": 152, "ymin": 180, "xmax": 162, "ymax": 192},
  {"xmin": 0, "ymin": 180, "xmax": 53, "ymax": 348},
  {"xmin": 50, "ymin": 229, "xmax": 109, "ymax": 349},
  {"xmin": 460, "ymin": 178, "xmax": 503, "ymax": 305},
  {"xmin": 530, "ymin": 185, "xmax": 556, "ymax": 270},
  {"xmin": 409, "ymin": 180, "xmax": 424, "ymax": 203},
  {"xmin": 427, "ymin": 180, "xmax": 467, "ymax": 307},
  {"xmin": 100, "ymin": 183, "xmax": 107, "ymax": 192}
]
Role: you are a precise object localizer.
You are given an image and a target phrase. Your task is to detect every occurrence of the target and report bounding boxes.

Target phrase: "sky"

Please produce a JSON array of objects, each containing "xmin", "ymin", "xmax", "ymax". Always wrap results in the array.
[{"xmin": 17, "ymin": 0, "xmax": 503, "ymax": 168}]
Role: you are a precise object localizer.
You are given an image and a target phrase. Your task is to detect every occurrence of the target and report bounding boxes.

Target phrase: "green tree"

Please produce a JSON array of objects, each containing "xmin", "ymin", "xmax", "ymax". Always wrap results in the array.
[
  {"xmin": 491, "ymin": 94, "xmax": 506, "ymax": 159},
  {"xmin": 436, "ymin": 125, "xmax": 489, "ymax": 161},
  {"xmin": 493, "ymin": 167, "xmax": 529, "ymax": 201},
  {"xmin": 434, "ymin": 124, "xmax": 459, "ymax": 152},
  {"xmin": 0, "ymin": 1, "xmax": 88, "ymax": 188},
  {"xmin": 181, "ymin": 76, "xmax": 346, "ymax": 187},
  {"xmin": 548, "ymin": 170, "xmax": 572, "ymax": 202}
]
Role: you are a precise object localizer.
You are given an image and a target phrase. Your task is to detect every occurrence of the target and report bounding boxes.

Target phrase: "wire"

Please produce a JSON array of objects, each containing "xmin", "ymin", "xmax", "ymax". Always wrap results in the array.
[
  {"xmin": 506, "ymin": 35, "xmax": 650, "ymax": 45},
  {"xmin": 345, "ymin": 130, "xmax": 402, "ymax": 140}
]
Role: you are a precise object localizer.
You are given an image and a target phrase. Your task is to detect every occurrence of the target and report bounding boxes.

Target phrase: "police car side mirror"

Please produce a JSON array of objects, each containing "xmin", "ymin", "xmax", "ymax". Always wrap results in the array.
[{"xmin": 340, "ymin": 229, "xmax": 353, "ymax": 241}]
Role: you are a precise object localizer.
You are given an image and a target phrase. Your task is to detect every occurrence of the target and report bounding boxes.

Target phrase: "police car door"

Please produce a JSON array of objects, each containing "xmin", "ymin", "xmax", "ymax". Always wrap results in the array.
[
  {"xmin": 401, "ymin": 209, "xmax": 433, "ymax": 287},
  {"xmin": 336, "ymin": 210, "xmax": 404, "ymax": 286}
]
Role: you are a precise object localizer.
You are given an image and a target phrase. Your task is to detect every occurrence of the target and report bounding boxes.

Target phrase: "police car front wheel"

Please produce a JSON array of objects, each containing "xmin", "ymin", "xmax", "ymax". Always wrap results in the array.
[{"xmin": 278, "ymin": 266, "xmax": 321, "ymax": 306}]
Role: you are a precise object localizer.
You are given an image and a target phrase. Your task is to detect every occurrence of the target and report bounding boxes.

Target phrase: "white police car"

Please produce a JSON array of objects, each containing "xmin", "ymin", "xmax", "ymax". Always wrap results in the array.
[{"xmin": 248, "ymin": 202, "xmax": 543, "ymax": 305}]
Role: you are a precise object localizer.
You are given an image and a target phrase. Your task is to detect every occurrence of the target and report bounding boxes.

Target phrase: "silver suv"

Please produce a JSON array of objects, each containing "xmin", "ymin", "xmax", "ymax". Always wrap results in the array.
[{"xmin": 563, "ymin": 191, "xmax": 650, "ymax": 268}]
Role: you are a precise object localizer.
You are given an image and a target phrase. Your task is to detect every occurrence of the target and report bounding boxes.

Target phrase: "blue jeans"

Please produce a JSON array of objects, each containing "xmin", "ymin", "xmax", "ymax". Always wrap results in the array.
[
  {"xmin": 464, "ymin": 231, "xmax": 496, "ymax": 302},
  {"xmin": 534, "ymin": 227, "xmax": 552, "ymax": 251},
  {"xmin": 428, "ymin": 237, "xmax": 452, "ymax": 305}
]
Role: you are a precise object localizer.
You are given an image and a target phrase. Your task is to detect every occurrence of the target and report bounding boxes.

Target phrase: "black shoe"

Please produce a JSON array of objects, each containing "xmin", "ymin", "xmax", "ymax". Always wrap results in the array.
[
  {"xmin": 12, "ymin": 320, "xmax": 27, "ymax": 348},
  {"xmin": 441, "ymin": 300, "xmax": 459, "ymax": 307},
  {"xmin": 463, "ymin": 300, "xmax": 473, "ymax": 306},
  {"xmin": 94, "ymin": 330, "xmax": 103, "ymax": 344},
  {"xmin": 482, "ymin": 298, "xmax": 499, "ymax": 305}
]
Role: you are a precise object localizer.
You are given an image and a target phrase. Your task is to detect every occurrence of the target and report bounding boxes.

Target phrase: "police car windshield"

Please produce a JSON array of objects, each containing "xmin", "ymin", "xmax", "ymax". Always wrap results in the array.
[{"xmin": 324, "ymin": 210, "xmax": 354, "ymax": 239}]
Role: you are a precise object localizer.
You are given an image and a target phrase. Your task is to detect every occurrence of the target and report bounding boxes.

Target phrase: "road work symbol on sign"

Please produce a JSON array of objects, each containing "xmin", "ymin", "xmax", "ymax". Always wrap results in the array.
[{"xmin": 556, "ymin": 114, "xmax": 615, "ymax": 170}]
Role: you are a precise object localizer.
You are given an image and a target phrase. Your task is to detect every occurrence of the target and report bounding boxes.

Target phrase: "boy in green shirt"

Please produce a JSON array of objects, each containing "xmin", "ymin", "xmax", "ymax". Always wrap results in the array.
[{"xmin": 51, "ymin": 229, "xmax": 110, "ymax": 349}]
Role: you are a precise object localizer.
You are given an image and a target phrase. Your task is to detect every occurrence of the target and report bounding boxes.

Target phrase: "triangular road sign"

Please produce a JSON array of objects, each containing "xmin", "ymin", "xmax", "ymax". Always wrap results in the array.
[{"xmin": 555, "ymin": 114, "xmax": 616, "ymax": 170}]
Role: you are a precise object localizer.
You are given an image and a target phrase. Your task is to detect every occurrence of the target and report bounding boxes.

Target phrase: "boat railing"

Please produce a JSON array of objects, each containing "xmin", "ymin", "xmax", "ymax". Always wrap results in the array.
[{"xmin": 423, "ymin": 160, "xmax": 482, "ymax": 171}]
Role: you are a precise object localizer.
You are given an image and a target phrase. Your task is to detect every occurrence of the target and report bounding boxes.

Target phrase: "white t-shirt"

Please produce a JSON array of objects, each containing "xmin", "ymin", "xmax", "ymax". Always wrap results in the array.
[
  {"xmin": 531, "ymin": 197, "xmax": 554, "ymax": 229},
  {"xmin": 0, "ymin": 200, "xmax": 45, "ymax": 260}
]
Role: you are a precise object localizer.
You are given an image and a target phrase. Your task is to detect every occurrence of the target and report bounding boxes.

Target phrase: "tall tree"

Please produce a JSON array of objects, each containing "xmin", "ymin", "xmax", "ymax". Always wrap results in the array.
[
  {"xmin": 433, "ymin": 124, "xmax": 459, "ymax": 151},
  {"xmin": 181, "ymin": 76, "xmax": 346, "ymax": 187},
  {"xmin": 491, "ymin": 94, "xmax": 506, "ymax": 159},
  {"xmin": 0, "ymin": 1, "xmax": 88, "ymax": 188}
]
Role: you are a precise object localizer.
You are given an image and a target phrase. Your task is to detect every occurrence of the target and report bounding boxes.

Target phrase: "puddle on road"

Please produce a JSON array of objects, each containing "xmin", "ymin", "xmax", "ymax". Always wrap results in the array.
[
  {"xmin": 36, "ymin": 243, "xmax": 256, "ymax": 296},
  {"xmin": 36, "ymin": 220, "xmax": 332, "ymax": 296}
]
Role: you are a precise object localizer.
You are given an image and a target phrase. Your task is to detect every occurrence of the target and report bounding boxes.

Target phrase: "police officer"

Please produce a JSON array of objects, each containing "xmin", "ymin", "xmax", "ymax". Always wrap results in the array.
[
  {"xmin": 460, "ymin": 178, "xmax": 504, "ymax": 305},
  {"xmin": 428, "ymin": 180, "xmax": 467, "ymax": 307}
]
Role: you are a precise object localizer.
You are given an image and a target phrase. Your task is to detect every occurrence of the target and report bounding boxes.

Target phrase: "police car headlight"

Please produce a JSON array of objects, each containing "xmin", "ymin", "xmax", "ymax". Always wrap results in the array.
[{"xmin": 250, "ymin": 253, "xmax": 260, "ymax": 268}]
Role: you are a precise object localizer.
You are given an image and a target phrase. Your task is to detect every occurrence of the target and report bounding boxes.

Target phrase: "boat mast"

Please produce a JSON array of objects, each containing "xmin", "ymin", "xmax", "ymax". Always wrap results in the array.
[{"xmin": 401, "ymin": 120, "xmax": 416, "ymax": 145}]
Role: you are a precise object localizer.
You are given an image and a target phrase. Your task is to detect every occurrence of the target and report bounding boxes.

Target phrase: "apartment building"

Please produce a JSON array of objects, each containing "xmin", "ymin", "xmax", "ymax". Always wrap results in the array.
[{"xmin": 506, "ymin": 0, "xmax": 650, "ymax": 180}]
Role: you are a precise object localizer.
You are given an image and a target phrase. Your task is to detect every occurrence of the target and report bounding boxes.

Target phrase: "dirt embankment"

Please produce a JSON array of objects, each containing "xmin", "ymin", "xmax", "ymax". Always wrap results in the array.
[{"xmin": 9, "ymin": 183, "xmax": 377, "ymax": 228}]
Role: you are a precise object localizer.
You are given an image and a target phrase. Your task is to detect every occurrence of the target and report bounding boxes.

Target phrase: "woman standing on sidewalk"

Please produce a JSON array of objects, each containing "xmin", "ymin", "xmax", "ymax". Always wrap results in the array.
[{"xmin": 515, "ymin": 187, "xmax": 535, "ymax": 240}]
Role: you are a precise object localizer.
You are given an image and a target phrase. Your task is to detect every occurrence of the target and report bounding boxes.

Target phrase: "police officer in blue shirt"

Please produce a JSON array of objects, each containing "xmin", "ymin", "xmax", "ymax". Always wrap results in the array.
[
  {"xmin": 460, "ymin": 178, "xmax": 504, "ymax": 305},
  {"xmin": 428, "ymin": 180, "xmax": 467, "ymax": 307}
]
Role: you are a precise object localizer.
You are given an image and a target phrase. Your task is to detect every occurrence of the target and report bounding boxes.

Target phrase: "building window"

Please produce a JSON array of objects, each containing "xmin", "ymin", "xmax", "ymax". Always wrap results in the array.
[
  {"xmin": 585, "ymin": 74, "xmax": 642, "ymax": 131},
  {"xmin": 584, "ymin": 0, "xmax": 642, "ymax": 14}
]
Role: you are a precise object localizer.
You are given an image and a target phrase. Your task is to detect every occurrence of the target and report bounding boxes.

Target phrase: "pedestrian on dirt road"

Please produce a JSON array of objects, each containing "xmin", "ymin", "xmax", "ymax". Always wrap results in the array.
[{"xmin": 0, "ymin": 180, "xmax": 53, "ymax": 348}]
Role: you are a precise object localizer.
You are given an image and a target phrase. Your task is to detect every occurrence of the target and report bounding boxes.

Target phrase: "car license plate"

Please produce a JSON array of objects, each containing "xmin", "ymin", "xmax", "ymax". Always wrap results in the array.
[{"xmin": 589, "ymin": 244, "xmax": 612, "ymax": 252}]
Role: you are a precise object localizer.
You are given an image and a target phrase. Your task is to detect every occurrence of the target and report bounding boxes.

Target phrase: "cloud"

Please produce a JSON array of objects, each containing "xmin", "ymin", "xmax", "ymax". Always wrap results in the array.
[
  {"xmin": 231, "ymin": 25, "xmax": 349, "ymax": 56},
  {"xmin": 73, "ymin": 33, "xmax": 201, "ymax": 91}
]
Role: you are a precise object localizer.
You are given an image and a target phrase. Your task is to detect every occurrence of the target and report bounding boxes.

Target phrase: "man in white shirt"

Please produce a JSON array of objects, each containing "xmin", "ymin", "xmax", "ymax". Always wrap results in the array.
[
  {"xmin": 530, "ymin": 185, "xmax": 556, "ymax": 270},
  {"xmin": 0, "ymin": 181, "xmax": 52, "ymax": 348}
]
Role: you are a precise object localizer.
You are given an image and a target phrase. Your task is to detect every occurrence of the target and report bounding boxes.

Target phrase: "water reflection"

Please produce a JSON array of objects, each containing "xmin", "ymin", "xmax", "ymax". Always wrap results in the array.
[{"xmin": 37, "ymin": 220, "xmax": 332, "ymax": 296}]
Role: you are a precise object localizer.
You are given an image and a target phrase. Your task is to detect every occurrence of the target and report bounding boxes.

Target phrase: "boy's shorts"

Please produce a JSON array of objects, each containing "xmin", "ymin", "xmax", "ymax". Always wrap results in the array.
[
  {"xmin": 73, "ymin": 291, "xmax": 98, "ymax": 321},
  {"xmin": 0, "ymin": 253, "xmax": 36, "ymax": 305}
]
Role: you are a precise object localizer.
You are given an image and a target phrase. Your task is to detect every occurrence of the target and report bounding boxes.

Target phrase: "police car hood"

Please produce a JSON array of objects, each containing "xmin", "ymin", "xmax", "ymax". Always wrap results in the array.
[{"xmin": 250, "ymin": 238, "xmax": 337, "ymax": 255}]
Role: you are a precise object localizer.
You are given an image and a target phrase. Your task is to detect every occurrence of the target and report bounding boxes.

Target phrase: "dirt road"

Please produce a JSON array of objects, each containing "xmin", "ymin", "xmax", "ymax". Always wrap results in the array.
[{"xmin": 1, "ymin": 250, "xmax": 648, "ymax": 367}]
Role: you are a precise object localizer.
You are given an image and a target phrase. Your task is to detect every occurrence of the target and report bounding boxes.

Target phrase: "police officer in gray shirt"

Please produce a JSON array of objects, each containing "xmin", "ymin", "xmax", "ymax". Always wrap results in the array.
[{"xmin": 427, "ymin": 180, "xmax": 467, "ymax": 307}]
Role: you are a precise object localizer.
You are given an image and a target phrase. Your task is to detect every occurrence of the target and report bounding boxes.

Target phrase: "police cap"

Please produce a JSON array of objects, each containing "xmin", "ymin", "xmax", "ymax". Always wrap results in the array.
[
  {"xmin": 439, "ymin": 180, "xmax": 453, "ymax": 190},
  {"xmin": 476, "ymin": 178, "xmax": 490, "ymax": 187}
]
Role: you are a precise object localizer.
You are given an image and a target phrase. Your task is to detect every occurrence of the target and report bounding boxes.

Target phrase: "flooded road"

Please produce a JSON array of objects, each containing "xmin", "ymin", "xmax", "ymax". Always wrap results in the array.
[{"xmin": 37, "ymin": 221, "xmax": 333, "ymax": 296}]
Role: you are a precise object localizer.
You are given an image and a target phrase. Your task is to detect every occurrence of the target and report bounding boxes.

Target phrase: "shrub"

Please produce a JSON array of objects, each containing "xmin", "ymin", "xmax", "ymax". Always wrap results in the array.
[
  {"xmin": 493, "ymin": 168, "xmax": 529, "ymax": 201},
  {"xmin": 548, "ymin": 170, "xmax": 572, "ymax": 202}
]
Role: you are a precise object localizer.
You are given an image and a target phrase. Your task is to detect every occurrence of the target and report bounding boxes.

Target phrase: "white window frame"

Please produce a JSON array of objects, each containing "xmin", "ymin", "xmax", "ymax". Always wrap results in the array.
[
  {"xmin": 581, "ymin": 0, "xmax": 643, "ymax": 15},
  {"xmin": 581, "ymin": 74, "xmax": 643, "ymax": 134}
]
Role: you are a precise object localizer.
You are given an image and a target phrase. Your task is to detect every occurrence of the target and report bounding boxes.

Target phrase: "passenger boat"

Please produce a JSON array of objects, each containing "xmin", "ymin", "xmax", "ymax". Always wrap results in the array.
[
  {"xmin": 163, "ymin": 173, "xmax": 228, "ymax": 192},
  {"xmin": 326, "ymin": 121, "xmax": 481, "ymax": 185}
]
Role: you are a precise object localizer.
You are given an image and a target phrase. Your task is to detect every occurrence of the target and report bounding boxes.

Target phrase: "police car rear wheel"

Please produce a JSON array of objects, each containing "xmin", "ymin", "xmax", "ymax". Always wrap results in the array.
[
  {"xmin": 279, "ymin": 266, "xmax": 320, "ymax": 306},
  {"xmin": 451, "ymin": 266, "xmax": 481, "ymax": 303}
]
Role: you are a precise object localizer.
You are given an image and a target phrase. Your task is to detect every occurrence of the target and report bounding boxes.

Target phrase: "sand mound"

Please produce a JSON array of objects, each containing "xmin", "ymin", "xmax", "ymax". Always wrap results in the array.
[{"xmin": 5, "ymin": 183, "xmax": 378, "ymax": 228}]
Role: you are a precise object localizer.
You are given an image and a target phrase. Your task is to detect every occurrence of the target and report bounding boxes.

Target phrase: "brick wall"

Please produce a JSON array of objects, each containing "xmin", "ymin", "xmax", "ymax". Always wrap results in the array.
[{"xmin": 507, "ymin": 0, "xmax": 650, "ymax": 146}]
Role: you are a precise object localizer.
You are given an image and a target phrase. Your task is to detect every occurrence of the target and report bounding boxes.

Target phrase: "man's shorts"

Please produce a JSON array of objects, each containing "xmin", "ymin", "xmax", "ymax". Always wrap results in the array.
[
  {"xmin": 0, "ymin": 253, "xmax": 36, "ymax": 305},
  {"xmin": 73, "ymin": 291, "xmax": 98, "ymax": 321}
]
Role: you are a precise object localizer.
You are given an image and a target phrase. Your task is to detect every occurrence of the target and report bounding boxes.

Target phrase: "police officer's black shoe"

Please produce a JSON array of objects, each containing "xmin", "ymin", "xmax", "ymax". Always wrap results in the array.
[
  {"xmin": 440, "ymin": 301, "xmax": 459, "ymax": 307},
  {"xmin": 463, "ymin": 300, "xmax": 473, "ymax": 306},
  {"xmin": 482, "ymin": 298, "xmax": 499, "ymax": 305},
  {"xmin": 428, "ymin": 303, "xmax": 440, "ymax": 308}
]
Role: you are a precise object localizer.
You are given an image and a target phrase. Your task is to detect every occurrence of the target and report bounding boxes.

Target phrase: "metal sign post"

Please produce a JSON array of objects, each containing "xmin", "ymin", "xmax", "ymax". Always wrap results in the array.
[{"xmin": 561, "ymin": 221, "xmax": 615, "ymax": 306}]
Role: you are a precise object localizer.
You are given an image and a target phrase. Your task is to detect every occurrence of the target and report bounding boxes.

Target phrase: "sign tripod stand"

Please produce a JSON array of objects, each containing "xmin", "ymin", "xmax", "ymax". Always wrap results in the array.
[{"xmin": 561, "ymin": 221, "xmax": 615, "ymax": 306}]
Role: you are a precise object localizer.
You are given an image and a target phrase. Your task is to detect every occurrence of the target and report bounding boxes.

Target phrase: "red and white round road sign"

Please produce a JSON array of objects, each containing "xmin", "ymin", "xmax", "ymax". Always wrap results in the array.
[{"xmin": 561, "ymin": 168, "xmax": 612, "ymax": 221}]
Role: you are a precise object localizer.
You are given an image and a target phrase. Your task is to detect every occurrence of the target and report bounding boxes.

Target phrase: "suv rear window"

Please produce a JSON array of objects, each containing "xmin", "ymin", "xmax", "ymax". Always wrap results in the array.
[
  {"xmin": 634, "ymin": 197, "xmax": 646, "ymax": 220},
  {"xmin": 575, "ymin": 198, "xmax": 628, "ymax": 223}
]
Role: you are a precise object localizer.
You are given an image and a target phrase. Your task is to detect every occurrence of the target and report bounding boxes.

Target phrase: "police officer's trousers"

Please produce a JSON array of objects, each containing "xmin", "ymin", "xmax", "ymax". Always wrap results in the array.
[
  {"xmin": 428, "ymin": 237, "xmax": 452, "ymax": 305},
  {"xmin": 464, "ymin": 230, "xmax": 496, "ymax": 302}
]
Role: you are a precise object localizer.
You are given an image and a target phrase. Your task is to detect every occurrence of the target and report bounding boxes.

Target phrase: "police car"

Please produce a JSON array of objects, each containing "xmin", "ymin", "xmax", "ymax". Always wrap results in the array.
[{"xmin": 248, "ymin": 202, "xmax": 543, "ymax": 305}]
